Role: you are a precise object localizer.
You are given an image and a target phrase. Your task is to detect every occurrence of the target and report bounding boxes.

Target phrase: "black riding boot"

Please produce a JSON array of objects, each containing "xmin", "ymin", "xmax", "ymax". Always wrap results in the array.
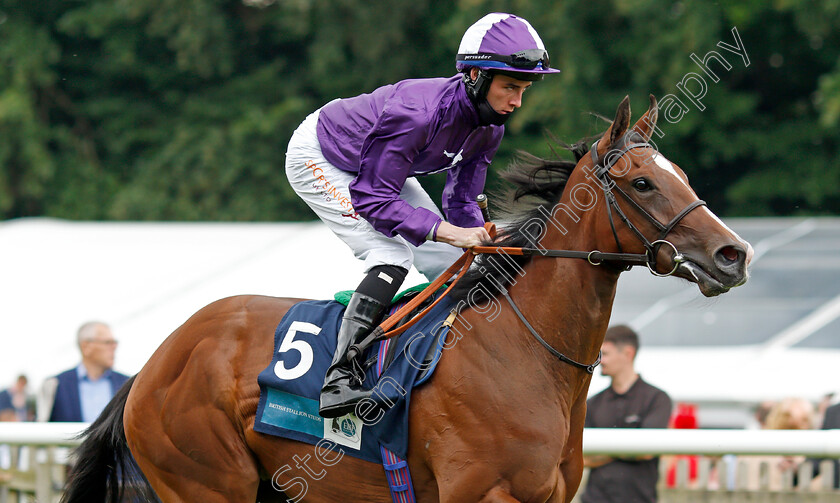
[
  {"xmin": 319, "ymin": 292, "xmax": 389, "ymax": 418},
  {"xmin": 320, "ymin": 264, "xmax": 407, "ymax": 418}
]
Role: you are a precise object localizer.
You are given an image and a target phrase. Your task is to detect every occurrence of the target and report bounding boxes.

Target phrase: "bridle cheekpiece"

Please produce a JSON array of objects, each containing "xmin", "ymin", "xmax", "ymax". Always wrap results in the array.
[{"xmin": 589, "ymin": 135, "xmax": 707, "ymax": 276}]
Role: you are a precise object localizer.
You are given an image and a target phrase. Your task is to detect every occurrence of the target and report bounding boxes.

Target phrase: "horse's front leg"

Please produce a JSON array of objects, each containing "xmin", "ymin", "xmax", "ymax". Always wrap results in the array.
[
  {"xmin": 558, "ymin": 394, "xmax": 589, "ymax": 502},
  {"xmin": 479, "ymin": 486, "xmax": 522, "ymax": 502},
  {"xmin": 477, "ymin": 476, "xmax": 566, "ymax": 503},
  {"xmin": 436, "ymin": 465, "xmax": 563, "ymax": 503},
  {"xmin": 558, "ymin": 455, "xmax": 582, "ymax": 503}
]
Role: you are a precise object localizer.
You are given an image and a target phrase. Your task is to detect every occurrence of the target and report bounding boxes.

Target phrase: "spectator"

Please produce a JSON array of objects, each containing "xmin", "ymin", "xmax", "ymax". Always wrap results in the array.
[
  {"xmin": 816, "ymin": 392, "xmax": 834, "ymax": 427},
  {"xmin": 0, "ymin": 375, "xmax": 34, "ymax": 421},
  {"xmin": 581, "ymin": 325, "xmax": 673, "ymax": 503},
  {"xmin": 809, "ymin": 398, "xmax": 840, "ymax": 488},
  {"xmin": 751, "ymin": 400, "xmax": 776, "ymax": 429},
  {"xmin": 664, "ymin": 403, "xmax": 700, "ymax": 488},
  {"xmin": 37, "ymin": 321, "xmax": 130, "ymax": 422},
  {"xmin": 741, "ymin": 397, "xmax": 815, "ymax": 490},
  {"xmin": 0, "ymin": 392, "xmax": 15, "ymax": 422},
  {"xmin": 764, "ymin": 397, "xmax": 814, "ymax": 431},
  {"xmin": 715, "ymin": 399, "xmax": 777, "ymax": 489}
]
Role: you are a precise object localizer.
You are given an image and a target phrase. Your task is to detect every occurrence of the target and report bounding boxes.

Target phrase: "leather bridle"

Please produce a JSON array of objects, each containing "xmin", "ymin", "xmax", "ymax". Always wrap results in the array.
[
  {"xmin": 589, "ymin": 135, "xmax": 707, "ymax": 276},
  {"xmin": 468, "ymin": 134, "xmax": 708, "ymax": 373}
]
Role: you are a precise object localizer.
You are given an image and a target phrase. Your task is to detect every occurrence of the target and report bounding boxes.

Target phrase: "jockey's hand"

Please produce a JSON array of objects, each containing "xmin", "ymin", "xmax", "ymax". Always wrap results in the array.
[{"xmin": 435, "ymin": 221, "xmax": 491, "ymax": 248}]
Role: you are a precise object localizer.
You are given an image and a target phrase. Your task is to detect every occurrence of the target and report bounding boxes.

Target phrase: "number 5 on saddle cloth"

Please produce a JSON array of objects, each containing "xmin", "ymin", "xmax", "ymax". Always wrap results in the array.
[{"xmin": 254, "ymin": 288, "xmax": 457, "ymax": 463}]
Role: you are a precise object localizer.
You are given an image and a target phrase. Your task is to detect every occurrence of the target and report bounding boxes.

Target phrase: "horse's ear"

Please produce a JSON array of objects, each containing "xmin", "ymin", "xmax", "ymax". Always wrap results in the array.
[
  {"xmin": 631, "ymin": 94, "xmax": 659, "ymax": 142},
  {"xmin": 596, "ymin": 95, "xmax": 631, "ymax": 155}
]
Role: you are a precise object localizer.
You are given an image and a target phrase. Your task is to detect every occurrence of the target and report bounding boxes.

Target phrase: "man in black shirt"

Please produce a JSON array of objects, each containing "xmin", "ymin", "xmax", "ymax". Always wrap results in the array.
[
  {"xmin": 813, "ymin": 401, "xmax": 840, "ymax": 487},
  {"xmin": 581, "ymin": 325, "xmax": 673, "ymax": 503}
]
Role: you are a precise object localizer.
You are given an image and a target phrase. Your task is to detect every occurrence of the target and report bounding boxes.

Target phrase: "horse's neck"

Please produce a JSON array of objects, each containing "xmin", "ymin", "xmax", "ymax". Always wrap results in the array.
[
  {"xmin": 491, "ymin": 218, "xmax": 621, "ymax": 385},
  {"xmin": 513, "ymin": 251, "xmax": 618, "ymax": 357}
]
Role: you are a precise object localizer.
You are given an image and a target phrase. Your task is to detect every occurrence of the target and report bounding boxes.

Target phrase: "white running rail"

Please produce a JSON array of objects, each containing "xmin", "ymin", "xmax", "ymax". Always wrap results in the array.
[{"xmin": 1, "ymin": 424, "xmax": 840, "ymax": 456}]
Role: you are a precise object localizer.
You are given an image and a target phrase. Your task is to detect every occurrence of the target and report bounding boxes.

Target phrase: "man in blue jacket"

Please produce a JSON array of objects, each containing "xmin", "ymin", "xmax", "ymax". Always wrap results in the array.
[
  {"xmin": 38, "ymin": 321, "xmax": 130, "ymax": 422},
  {"xmin": 285, "ymin": 13, "xmax": 561, "ymax": 418}
]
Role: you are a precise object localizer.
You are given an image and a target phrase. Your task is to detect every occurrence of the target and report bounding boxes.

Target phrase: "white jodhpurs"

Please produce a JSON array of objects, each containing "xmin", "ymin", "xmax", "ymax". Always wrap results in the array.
[{"xmin": 284, "ymin": 109, "xmax": 463, "ymax": 281}]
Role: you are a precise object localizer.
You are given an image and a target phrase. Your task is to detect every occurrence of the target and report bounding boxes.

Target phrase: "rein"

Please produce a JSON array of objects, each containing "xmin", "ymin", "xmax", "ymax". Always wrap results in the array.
[
  {"xmin": 345, "ymin": 241, "xmax": 479, "ymax": 364},
  {"xmin": 355, "ymin": 135, "xmax": 707, "ymax": 374}
]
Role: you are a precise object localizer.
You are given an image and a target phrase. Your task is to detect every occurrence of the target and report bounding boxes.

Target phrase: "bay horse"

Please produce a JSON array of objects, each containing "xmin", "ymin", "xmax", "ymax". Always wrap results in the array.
[{"xmin": 62, "ymin": 95, "xmax": 751, "ymax": 503}]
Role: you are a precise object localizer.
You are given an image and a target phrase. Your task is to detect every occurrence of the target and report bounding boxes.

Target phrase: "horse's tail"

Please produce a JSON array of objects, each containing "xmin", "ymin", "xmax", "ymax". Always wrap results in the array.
[{"xmin": 60, "ymin": 375, "xmax": 159, "ymax": 503}]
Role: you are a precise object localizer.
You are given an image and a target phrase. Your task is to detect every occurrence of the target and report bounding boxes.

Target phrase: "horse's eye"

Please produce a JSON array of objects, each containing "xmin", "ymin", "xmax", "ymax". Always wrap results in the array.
[{"xmin": 632, "ymin": 178, "xmax": 653, "ymax": 192}]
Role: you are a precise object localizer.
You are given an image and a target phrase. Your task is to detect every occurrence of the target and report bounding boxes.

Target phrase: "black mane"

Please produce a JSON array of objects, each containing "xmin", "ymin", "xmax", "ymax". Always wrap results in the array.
[{"xmin": 451, "ymin": 133, "xmax": 602, "ymax": 302}]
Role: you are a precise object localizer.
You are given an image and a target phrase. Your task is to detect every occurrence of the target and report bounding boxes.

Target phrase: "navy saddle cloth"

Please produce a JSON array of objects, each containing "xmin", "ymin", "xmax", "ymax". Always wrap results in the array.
[{"xmin": 254, "ymin": 293, "xmax": 456, "ymax": 463}]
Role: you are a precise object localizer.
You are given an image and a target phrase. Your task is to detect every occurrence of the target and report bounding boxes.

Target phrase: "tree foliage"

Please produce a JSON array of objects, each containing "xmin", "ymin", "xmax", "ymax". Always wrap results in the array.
[{"xmin": 1, "ymin": 0, "xmax": 838, "ymax": 221}]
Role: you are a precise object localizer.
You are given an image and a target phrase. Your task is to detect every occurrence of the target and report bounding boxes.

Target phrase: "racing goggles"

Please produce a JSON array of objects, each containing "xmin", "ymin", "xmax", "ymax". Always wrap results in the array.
[{"xmin": 457, "ymin": 49, "xmax": 550, "ymax": 70}]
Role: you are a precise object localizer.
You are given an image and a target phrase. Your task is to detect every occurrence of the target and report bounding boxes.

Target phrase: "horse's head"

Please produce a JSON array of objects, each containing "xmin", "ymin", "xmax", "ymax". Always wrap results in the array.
[{"xmin": 575, "ymin": 95, "xmax": 752, "ymax": 296}]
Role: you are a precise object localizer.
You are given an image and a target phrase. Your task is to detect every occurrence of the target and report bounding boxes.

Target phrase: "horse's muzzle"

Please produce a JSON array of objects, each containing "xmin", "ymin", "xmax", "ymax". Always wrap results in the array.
[{"xmin": 671, "ymin": 240, "xmax": 750, "ymax": 297}]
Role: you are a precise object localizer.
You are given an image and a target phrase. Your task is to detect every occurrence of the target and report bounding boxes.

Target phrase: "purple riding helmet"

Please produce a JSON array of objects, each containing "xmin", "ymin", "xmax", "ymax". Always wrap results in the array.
[{"xmin": 456, "ymin": 13, "xmax": 561, "ymax": 125}]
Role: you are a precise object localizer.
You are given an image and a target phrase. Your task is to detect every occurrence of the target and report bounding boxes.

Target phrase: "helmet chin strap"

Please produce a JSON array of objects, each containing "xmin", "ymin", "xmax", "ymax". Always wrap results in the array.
[
  {"xmin": 463, "ymin": 69, "xmax": 511, "ymax": 126},
  {"xmin": 476, "ymin": 99, "xmax": 510, "ymax": 126}
]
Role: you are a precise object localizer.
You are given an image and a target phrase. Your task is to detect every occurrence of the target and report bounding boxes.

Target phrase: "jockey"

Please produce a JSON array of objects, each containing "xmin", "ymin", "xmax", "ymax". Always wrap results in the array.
[{"xmin": 284, "ymin": 12, "xmax": 560, "ymax": 418}]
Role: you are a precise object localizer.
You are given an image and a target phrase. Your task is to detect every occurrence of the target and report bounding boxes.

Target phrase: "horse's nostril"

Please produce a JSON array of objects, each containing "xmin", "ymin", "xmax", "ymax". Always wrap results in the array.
[{"xmin": 719, "ymin": 246, "xmax": 739, "ymax": 263}]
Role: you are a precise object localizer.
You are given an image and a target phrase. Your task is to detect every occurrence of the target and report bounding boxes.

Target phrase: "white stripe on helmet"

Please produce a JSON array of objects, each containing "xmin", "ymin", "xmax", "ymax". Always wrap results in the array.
[
  {"xmin": 520, "ymin": 18, "xmax": 546, "ymax": 50},
  {"xmin": 458, "ymin": 13, "xmax": 546, "ymax": 54},
  {"xmin": 457, "ymin": 13, "xmax": 511, "ymax": 54}
]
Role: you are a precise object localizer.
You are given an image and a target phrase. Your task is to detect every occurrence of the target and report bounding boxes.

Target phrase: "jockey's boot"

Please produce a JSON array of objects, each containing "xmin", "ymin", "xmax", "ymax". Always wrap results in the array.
[
  {"xmin": 319, "ymin": 264, "xmax": 407, "ymax": 418},
  {"xmin": 318, "ymin": 292, "xmax": 387, "ymax": 418}
]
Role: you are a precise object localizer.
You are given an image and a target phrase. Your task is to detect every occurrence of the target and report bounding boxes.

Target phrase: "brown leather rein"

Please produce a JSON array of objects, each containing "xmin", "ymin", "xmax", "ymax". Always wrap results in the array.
[{"xmin": 347, "ymin": 228, "xmax": 604, "ymax": 373}]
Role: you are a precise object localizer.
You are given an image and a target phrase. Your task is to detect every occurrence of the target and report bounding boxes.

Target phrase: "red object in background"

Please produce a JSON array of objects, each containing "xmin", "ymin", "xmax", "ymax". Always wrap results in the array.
[
  {"xmin": 671, "ymin": 403, "xmax": 698, "ymax": 429},
  {"xmin": 666, "ymin": 403, "xmax": 699, "ymax": 487}
]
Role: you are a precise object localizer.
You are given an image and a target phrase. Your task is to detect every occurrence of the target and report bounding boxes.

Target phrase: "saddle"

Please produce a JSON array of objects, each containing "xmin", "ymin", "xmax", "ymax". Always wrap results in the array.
[
  {"xmin": 254, "ymin": 288, "xmax": 458, "ymax": 462},
  {"xmin": 334, "ymin": 284, "xmax": 450, "ymax": 380}
]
